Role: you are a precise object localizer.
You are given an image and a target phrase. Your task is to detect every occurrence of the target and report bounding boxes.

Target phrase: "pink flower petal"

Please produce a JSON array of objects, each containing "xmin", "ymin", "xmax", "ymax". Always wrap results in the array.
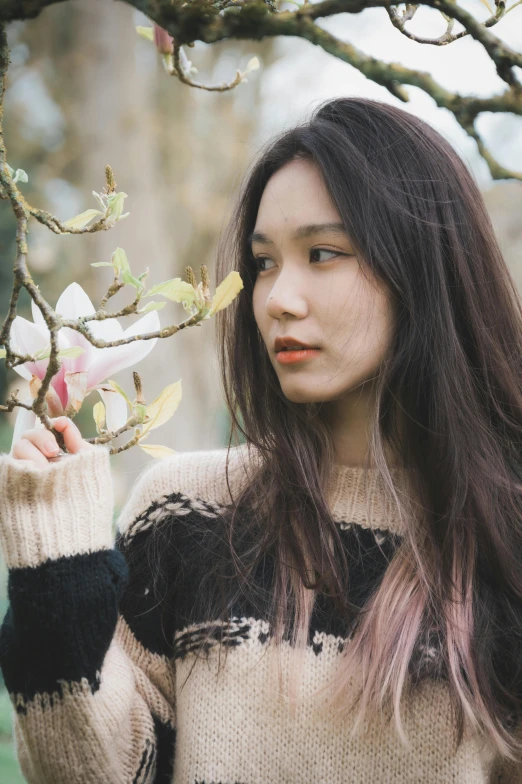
[
  {"xmin": 153, "ymin": 24, "xmax": 174, "ymax": 55},
  {"xmin": 44, "ymin": 385, "xmax": 65, "ymax": 417},
  {"xmin": 51, "ymin": 363, "xmax": 69, "ymax": 409},
  {"xmin": 10, "ymin": 283, "xmax": 160, "ymax": 419}
]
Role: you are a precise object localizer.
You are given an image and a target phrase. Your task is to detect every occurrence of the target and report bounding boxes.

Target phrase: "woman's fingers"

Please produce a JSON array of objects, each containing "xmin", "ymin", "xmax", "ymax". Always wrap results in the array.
[
  {"xmin": 12, "ymin": 437, "xmax": 50, "ymax": 469},
  {"xmin": 13, "ymin": 417, "xmax": 95, "ymax": 470},
  {"xmin": 51, "ymin": 416, "xmax": 94, "ymax": 454},
  {"xmin": 21, "ymin": 427, "xmax": 61, "ymax": 459}
]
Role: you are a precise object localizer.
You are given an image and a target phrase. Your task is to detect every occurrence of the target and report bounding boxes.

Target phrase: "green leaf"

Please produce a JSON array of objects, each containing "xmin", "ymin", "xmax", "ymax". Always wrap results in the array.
[
  {"xmin": 58, "ymin": 346, "xmax": 87, "ymax": 359},
  {"xmin": 141, "ymin": 380, "xmax": 182, "ymax": 437},
  {"xmin": 106, "ymin": 192, "xmax": 128, "ymax": 223},
  {"xmin": 121, "ymin": 268, "xmax": 144, "ymax": 291},
  {"xmin": 63, "ymin": 208, "xmax": 103, "ymax": 230},
  {"xmin": 133, "ymin": 402, "xmax": 148, "ymax": 423},
  {"xmin": 111, "ymin": 247, "xmax": 130, "ymax": 274},
  {"xmin": 137, "ymin": 301, "xmax": 166, "ymax": 314},
  {"xmin": 144, "ymin": 279, "xmax": 197, "ymax": 305},
  {"xmin": 107, "ymin": 379, "xmax": 132, "ymax": 406},
  {"xmin": 92, "ymin": 190, "xmax": 106, "ymax": 211},
  {"xmin": 136, "ymin": 25, "xmax": 154, "ymax": 42},
  {"xmin": 0, "ymin": 348, "xmax": 5, "ymax": 359},
  {"xmin": 93, "ymin": 249, "xmax": 137, "ymax": 282},
  {"xmin": 139, "ymin": 443, "xmax": 176, "ymax": 459},
  {"xmin": 34, "ymin": 346, "xmax": 51, "ymax": 360},
  {"xmin": 34, "ymin": 345, "xmax": 86, "ymax": 360},
  {"xmin": 93, "ymin": 401, "xmax": 106, "ymax": 434}
]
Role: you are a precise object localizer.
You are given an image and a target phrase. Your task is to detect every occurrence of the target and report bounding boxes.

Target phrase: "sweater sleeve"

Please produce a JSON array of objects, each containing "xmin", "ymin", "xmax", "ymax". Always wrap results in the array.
[{"xmin": 0, "ymin": 448, "xmax": 176, "ymax": 784}]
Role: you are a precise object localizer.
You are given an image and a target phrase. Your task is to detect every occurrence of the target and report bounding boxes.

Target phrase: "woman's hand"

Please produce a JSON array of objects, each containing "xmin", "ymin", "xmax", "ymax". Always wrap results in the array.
[{"xmin": 11, "ymin": 416, "xmax": 95, "ymax": 470}]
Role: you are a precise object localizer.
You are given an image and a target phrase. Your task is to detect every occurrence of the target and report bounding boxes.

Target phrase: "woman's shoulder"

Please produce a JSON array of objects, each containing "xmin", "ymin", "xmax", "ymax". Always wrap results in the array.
[{"xmin": 116, "ymin": 442, "xmax": 261, "ymax": 538}]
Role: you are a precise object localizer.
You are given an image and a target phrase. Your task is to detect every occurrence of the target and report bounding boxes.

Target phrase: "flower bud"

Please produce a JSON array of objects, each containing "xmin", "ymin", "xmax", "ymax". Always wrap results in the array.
[
  {"xmin": 133, "ymin": 402, "xmax": 148, "ymax": 424},
  {"xmin": 153, "ymin": 24, "xmax": 174, "ymax": 55}
]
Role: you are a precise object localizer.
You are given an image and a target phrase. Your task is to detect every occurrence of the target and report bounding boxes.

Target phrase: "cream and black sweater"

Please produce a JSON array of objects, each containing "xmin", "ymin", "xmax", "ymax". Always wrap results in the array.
[{"xmin": 0, "ymin": 444, "xmax": 519, "ymax": 783}]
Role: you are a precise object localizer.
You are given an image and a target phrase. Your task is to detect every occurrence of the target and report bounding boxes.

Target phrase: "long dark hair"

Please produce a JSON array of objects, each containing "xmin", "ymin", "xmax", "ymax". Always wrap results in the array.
[{"xmin": 159, "ymin": 96, "xmax": 522, "ymax": 761}]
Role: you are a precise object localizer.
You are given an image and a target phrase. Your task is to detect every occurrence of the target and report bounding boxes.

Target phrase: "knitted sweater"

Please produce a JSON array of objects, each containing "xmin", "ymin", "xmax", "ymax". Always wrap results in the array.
[{"xmin": 0, "ymin": 444, "xmax": 519, "ymax": 784}]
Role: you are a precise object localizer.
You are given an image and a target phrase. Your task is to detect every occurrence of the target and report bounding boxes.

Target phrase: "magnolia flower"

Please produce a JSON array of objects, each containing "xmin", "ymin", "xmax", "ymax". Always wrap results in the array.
[{"xmin": 9, "ymin": 282, "xmax": 160, "ymax": 451}]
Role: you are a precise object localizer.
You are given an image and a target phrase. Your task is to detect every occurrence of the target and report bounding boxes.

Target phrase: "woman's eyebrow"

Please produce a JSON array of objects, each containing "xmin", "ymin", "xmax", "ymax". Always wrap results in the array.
[{"xmin": 248, "ymin": 222, "xmax": 346, "ymax": 246}]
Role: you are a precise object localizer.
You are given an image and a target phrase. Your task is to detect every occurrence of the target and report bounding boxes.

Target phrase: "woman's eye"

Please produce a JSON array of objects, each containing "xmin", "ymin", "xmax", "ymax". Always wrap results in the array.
[
  {"xmin": 253, "ymin": 248, "xmax": 343, "ymax": 273},
  {"xmin": 310, "ymin": 248, "xmax": 339, "ymax": 263},
  {"xmin": 253, "ymin": 256, "xmax": 275, "ymax": 273}
]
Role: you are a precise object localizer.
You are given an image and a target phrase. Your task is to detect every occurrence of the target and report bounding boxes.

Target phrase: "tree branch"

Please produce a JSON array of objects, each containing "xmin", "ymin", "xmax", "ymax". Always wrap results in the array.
[{"xmin": 1, "ymin": 1, "xmax": 521, "ymax": 178}]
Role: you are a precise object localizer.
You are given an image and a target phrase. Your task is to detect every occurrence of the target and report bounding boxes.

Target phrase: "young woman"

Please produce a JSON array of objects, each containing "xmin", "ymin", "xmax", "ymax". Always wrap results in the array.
[{"xmin": 0, "ymin": 96, "xmax": 521, "ymax": 784}]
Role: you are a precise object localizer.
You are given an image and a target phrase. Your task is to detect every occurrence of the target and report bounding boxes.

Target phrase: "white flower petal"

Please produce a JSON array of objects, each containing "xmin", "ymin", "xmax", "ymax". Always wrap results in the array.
[
  {"xmin": 97, "ymin": 387, "xmax": 129, "ymax": 431},
  {"xmin": 10, "ymin": 399, "xmax": 37, "ymax": 455},
  {"xmin": 11, "ymin": 315, "xmax": 49, "ymax": 355},
  {"xmin": 121, "ymin": 310, "xmax": 160, "ymax": 340},
  {"xmin": 52, "ymin": 283, "xmax": 98, "ymax": 374},
  {"xmin": 89, "ymin": 316, "xmax": 124, "ymax": 342},
  {"xmin": 55, "ymin": 281, "xmax": 96, "ymax": 319},
  {"xmin": 31, "ymin": 298, "xmax": 46, "ymax": 326},
  {"xmin": 11, "ymin": 363, "xmax": 32, "ymax": 381},
  {"xmin": 86, "ymin": 311, "xmax": 160, "ymax": 388},
  {"xmin": 10, "ymin": 316, "xmax": 52, "ymax": 380}
]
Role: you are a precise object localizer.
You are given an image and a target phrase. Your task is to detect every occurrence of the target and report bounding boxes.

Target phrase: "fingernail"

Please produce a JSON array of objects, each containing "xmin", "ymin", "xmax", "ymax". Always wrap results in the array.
[{"xmin": 44, "ymin": 442, "xmax": 60, "ymax": 455}]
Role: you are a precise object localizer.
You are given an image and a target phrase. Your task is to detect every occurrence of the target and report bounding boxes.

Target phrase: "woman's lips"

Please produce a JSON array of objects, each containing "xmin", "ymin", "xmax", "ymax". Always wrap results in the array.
[{"xmin": 275, "ymin": 348, "xmax": 321, "ymax": 365}]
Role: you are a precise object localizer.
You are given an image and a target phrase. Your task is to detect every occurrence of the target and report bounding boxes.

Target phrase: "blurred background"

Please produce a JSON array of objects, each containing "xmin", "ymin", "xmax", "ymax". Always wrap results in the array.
[{"xmin": 0, "ymin": 0, "xmax": 521, "ymax": 778}]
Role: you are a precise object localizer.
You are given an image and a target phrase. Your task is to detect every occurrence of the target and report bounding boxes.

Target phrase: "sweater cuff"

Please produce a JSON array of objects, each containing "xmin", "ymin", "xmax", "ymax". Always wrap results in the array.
[{"xmin": 0, "ymin": 446, "xmax": 114, "ymax": 570}]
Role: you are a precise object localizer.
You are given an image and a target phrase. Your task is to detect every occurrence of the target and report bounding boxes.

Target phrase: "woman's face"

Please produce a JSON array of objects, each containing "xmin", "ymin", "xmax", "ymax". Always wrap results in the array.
[{"xmin": 252, "ymin": 157, "xmax": 395, "ymax": 407}]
